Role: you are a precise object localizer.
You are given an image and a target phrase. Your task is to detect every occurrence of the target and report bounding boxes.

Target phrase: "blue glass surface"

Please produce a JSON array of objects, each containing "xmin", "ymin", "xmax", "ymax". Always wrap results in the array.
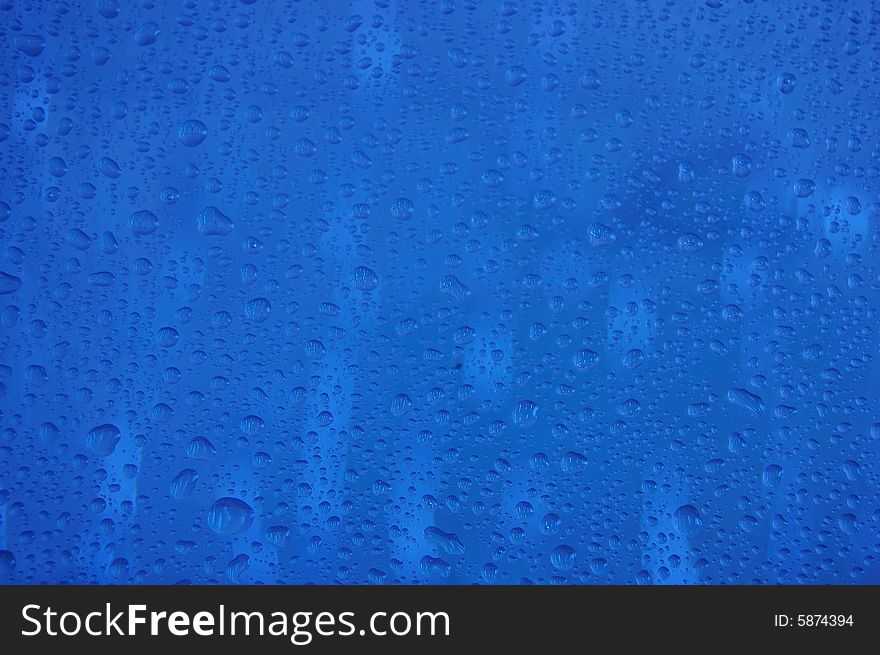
[{"xmin": 1, "ymin": 0, "xmax": 879, "ymax": 585}]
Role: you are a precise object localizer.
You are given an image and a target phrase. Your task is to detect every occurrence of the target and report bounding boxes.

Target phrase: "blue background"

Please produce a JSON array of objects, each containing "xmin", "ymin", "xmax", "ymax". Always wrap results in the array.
[{"xmin": 1, "ymin": 0, "xmax": 879, "ymax": 584}]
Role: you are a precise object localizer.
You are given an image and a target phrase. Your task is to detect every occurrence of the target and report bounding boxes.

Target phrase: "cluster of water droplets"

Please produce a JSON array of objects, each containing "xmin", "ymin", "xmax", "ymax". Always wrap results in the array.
[{"xmin": 0, "ymin": 0, "xmax": 878, "ymax": 584}]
